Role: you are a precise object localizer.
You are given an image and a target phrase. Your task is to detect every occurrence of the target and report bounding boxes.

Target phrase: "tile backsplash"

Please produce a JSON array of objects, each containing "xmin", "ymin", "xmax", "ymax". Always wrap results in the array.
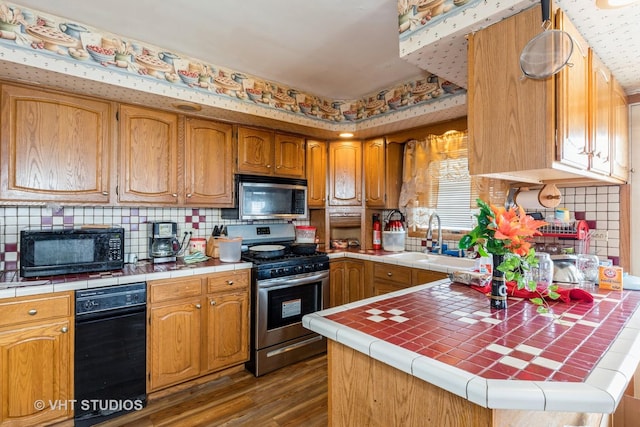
[
  {"xmin": 0, "ymin": 185, "xmax": 623, "ymax": 272},
  {"xmin": 0, "ymin": 206, "xmax": 287, "ymax": 271},
  {"xmin": 403, "ymin": 185, "xmax": 622, "ymax": 265}
]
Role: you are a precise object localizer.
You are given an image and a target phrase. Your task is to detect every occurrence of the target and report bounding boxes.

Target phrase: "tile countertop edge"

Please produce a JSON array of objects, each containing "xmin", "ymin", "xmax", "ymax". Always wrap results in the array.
[
  {"xmin": 304, "ymin": 279, "xmax": 640, "ymax": 414},
  {"xmin": 0, "ymin": 261, "xmax": 254, "ymax": 297}
]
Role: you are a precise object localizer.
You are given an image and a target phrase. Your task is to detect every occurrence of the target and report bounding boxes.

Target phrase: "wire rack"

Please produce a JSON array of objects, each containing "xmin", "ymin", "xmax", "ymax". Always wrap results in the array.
[{"xmin": 538, "ymin": 219, "xmax": 589, "ymax": 239}]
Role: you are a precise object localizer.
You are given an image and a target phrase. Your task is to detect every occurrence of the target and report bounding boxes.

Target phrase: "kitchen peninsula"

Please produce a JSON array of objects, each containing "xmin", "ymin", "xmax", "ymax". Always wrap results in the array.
[{"xmin": 303, "ymin": 278, "xmax": 640, "ymax": 426}]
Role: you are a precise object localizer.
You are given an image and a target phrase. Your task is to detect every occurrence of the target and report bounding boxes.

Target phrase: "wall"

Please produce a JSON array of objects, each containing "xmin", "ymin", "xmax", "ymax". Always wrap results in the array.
[
  {"xmin": 400, "ymin": 185, "xmax": 622, "ymax": 265},
  {"xmin": 0, "ymin": 206, "xmax": 290, "ymax": 271}
]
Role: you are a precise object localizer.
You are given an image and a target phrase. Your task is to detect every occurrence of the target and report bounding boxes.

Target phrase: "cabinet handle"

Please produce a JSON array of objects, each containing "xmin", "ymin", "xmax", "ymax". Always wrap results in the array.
[
  {"xmin": 266, "ymin": 164, "xmax": 272, "ymax": 168},
  {"xmin": 210, "ymin": 300, "xmax": 216, "ymax": 306},
  {"xmin": 387, "ymin": 272, "xmax": 393, "ymax": 277},
  {"xmin": 172, "ymin": 193, "xmax": 178, "ymax": 198},
  {"xmin": 28, "ymin": 309, "xmax": 37, "ymax": 315},
  {"xmin": 195, "ymin": 303, "xmax": 201, "ymax": 309},
  {"xmin": 276, "ymin": 165, "xmax": 281, "ymax": 169},
  {"xmin": 61, "ymin": 327, "xmax": 68, "ymax": 333},
  {"xmin": 102, "ymin": 191, "xmax": 109, "ymax": 196},
  {"xmin": 186, "ymin": 193, "xmax": 192, "ymax": 198},
  {"xmin": 226, "ymin": 280, "xmax": 234, "ymax": 286}
]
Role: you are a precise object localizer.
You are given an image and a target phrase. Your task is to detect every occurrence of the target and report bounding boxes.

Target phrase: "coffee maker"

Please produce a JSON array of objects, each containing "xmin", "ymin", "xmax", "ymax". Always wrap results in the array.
[{"xmin": 148, "ymin": 222, "xmax": 180, "ymax": 263}]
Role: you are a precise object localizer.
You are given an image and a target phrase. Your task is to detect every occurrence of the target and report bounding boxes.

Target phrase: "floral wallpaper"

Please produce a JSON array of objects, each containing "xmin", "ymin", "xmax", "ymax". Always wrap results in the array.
[{"xmin": 0, "ymin": 1, "xmax": 464, "ymax": 126}]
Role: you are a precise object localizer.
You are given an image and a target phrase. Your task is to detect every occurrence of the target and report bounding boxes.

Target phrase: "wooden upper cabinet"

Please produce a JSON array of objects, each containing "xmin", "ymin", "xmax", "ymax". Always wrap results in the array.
[
  {"xmin": 237, "ymin": 127, "xmax": 305, "ymax": 178},
  {"xmin": 0, "ymin": 84, "xmax": 112, "ymax": 204},
  {"xmin": 364, "ymin": 138, "xmax": 404, "ymax": 209},
  {"xmin": 184, "ymin": 118, "xmax": 234, "ymax": 206},
  {"xmin": 364, "ymin": 138, "xmax": 386, "ymax": 208},
  {"xmin": 556, "ymin": 9, "xmax": 590, "ymax": 170},
  {"xmin": 590, "ymin": 52, "xmax": 612, "ymax": 176},
  {"xmin": 306, "ymin": 140, "xmax": 327, "ymax": 208},
  {"xmin": 118, "ymin": 104, "xmax": 180, "ymax": 204},
  {"xmin": 237, "ymin": 127, "xmax": 274, "ymax": 175},
  {"xmin": 468, "ymin": 5, "xmax": 554, "ymax": 179},
  {"xmin": 274, "ymin": 133, "xmax": 305, "ymax": 177},
  {"xmin": 611, "ymin": 79, "xmax": 629, "ymax": 182},
  {"xmin": 329, "ymin": 140, "xmax": 362, "ymax": 206}
]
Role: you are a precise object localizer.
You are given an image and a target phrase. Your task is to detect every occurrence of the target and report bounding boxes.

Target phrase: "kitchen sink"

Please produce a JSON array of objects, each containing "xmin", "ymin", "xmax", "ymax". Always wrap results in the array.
[{"xmin": 383, "ymin": 252, "xmax": 475, "ymax": 269}]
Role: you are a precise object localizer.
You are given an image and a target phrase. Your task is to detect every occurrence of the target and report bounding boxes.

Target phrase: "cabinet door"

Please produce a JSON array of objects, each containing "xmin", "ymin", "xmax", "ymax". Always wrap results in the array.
[
  {"xmin": 330, "ymin": 261, "xmax": 346, "ymax": 307},
  {"xmin": 364, "ymin": 138, "xmax": 386, "ymax": 208},
  {"xmin": 306, "ymin": 140, "xmax": 327, "ymax": 208},
  {"xmin": 205, "ymin": 291, "xmax": 249, "ymax": 372},
  {"xmin": 611, "ymin": 79, "xmax": 629, "ymax": 182},
  {"xmin": 556, "ymin": 10, "xmax": 590, "ymax": 170},
  {"xmin": 237, "ymin": 127, "xmax": 274, "ymax": 175},
  {"xmin": 0, "ymin": 84, "xmax": 112, "ymax": 203},
  {"xmin": 468, "ymin": 5, "xmax": 554, "ymax": 176},
  {"xmin": 184, "ymin": 118, "xmax": 234, "ymax": 206},
  {"xmin": 345, "ymin": 260, "xmax": 365, "ymax": 303},
  {"xmin": 118, "ymin": 104, "xmax": 179, "ymax": 204},
  {"xmin": 148, "ymin": 300, "xmax": 201, "ymax": 391},
  {"xmin": 0, "ymin": 319, "xmax": 72, "ymax": 426},
  {"xmin": 412, "ymin": 269, "xmax": 447, "ymax": 286},
  {"xmin": 590, "ymin": 52, "xmax": 612, "ymax": 176},
  {"xmin": 329, "ymin": 141, "xmax": 362, "ymax": 206},
  {"xmin": 274, "ymin": 133, "xmax": 305, "ymax": 178}
]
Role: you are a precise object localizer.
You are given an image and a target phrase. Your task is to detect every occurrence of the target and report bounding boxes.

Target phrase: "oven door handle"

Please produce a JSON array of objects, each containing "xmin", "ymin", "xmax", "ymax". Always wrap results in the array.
[{"xmin": 257, "ymin": 271, "xmax": 329, "ymax": 289}]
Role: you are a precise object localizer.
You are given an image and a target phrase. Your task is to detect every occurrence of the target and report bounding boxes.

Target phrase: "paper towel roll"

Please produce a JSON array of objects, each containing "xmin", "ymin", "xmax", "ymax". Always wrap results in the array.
[
  {"xmin": 515, "ymin": 190, "xmax": 546, "ymax": 209},
  {"xmin": 515, "ymin": 185, "xmax": 561, "ymax": 209}
]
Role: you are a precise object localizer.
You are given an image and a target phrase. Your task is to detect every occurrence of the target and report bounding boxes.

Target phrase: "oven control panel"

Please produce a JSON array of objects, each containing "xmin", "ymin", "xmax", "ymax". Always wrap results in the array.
[{"xmin": 255, "ymin": 258, "xmax": 329, "ymax": 281}]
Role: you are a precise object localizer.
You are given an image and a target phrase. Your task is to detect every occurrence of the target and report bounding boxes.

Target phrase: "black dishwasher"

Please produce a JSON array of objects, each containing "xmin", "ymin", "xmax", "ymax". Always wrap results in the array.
[{"xmin": 74, "ymin": 283, "xmax": 147, "ymax": 427}]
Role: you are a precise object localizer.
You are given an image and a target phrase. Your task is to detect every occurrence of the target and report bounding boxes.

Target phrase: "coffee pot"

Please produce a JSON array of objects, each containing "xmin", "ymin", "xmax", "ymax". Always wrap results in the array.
[{"xmin": 149, "ymin": 222, "xmax": 180, "ymax": 263}]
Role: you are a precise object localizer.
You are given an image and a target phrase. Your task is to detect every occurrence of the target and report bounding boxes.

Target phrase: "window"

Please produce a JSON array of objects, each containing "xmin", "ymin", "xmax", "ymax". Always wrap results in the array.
[{"xmin": 399, "ymin": 130, "xmax": 507, "ymax": 233}]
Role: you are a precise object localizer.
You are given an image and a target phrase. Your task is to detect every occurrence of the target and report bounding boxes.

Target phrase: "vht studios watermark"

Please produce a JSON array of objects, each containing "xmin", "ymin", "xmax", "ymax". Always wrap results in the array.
[{"xmin": 34, "ymin": 399, "xmax": 144, "ymax": 411}]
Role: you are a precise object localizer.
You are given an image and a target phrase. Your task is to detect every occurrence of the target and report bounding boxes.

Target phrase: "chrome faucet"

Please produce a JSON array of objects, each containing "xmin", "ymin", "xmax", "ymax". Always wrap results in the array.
[{"xmin": 425, "ymin": 212, "xmax": 442, "ymax": 254}]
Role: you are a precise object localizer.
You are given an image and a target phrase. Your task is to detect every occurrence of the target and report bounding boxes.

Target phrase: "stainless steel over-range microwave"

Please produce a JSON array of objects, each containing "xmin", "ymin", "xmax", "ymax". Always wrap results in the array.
[{"xmin": 222, "ymin": 174, "xmax": 308, "ymax": 221}]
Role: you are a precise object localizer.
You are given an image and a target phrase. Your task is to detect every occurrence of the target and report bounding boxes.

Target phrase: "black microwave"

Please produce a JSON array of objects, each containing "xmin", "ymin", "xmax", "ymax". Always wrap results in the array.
[{"xmin": 20, "ymin": 228, "xmax": 125, "ymax": 277}]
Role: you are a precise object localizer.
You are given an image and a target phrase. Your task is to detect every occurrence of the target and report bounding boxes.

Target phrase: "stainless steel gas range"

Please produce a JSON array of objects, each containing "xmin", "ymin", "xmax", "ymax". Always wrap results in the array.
[{"xmin": 226, "ymin": 223, "xmax": 329, "ymax": 377}]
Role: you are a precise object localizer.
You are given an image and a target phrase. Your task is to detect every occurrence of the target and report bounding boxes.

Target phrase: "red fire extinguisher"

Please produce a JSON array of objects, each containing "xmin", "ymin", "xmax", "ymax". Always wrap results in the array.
[{"xmin": 372, "ymin": 214, "xmax": 382, "ymax": 250}]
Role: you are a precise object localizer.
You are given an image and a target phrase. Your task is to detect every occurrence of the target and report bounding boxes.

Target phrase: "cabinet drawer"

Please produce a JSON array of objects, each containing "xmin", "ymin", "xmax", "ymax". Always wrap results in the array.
[
  {"xmin": 149, "ymin": 277, "xmax": 202, "ymax": 303},
  {"xmin": 373, "ymin": 264, "xmax": 412, "ymax": 286},
  {"xmin": 0, "ymin": 292, "xmax": 72, "ymax": 327},
  {"xmin": 412, "ymin": 269, "xmax": 447, "ymax": 286},
  {"xmin": 206, "ymin": 271, "xmax": 250, "ymax": 293}
]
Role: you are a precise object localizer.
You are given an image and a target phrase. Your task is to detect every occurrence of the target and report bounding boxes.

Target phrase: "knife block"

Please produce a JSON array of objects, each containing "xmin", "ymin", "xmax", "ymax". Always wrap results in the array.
[{"xmin": 206, "ymin": 236, "xmax": 220, "ymax": 258}]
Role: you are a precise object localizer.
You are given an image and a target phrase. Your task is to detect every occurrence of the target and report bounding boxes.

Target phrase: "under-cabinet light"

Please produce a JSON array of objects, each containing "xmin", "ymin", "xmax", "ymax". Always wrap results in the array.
[
  {"xmin": 595, "ymin": 0, "xmax": 639, "ymax": 8},
  {"xmin": 339, "ymin": 132, "xmax": 354, "ymax": 138}
]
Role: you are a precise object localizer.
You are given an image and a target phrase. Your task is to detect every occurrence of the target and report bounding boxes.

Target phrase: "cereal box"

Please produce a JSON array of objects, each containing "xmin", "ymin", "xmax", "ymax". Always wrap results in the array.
[{"xmin": 599, "ymin": 266, "xmax": 623, "ymax": 290}]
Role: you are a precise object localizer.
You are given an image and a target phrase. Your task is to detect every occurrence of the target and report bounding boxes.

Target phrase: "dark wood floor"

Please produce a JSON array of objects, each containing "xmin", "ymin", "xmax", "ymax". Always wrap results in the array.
[{"xmin": 98, "ymin": 355, "xmax": 328, "ymax": 427}]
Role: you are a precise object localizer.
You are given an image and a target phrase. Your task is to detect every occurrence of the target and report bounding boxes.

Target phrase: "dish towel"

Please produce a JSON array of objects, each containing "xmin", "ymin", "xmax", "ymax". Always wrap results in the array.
[{"xmin": 469, "ymin": 281, "xmax": 594, "ymax": 304}]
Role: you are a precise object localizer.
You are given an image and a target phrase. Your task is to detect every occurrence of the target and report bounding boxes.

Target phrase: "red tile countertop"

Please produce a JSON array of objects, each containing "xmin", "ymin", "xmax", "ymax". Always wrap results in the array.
[{"xmin": 303, "ymin": 279, "xmax": 640, "ymax": 413}]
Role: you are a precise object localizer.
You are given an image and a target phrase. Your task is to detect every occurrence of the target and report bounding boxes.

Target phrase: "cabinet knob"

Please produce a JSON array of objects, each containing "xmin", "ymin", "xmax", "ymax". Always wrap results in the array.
[
  {"xmin": 28, "ymin": 309, "xmax": 37, "ymax": 316},
  {"xmin": 226, "ymin": 280, "xmax": 234, "ymax": 286},
  {"xmin": 186, "ymin": 193, "xmax": 192, "ymax": 198},
  {"xmin": 172, "ymin": 193, "xmax": 178, "ymax": 198},
  {"xmin": 387, "ymin": 272, "xmax": 393, "ymax": 277},
  {"xmin": 102, "ymin": 191, "xmax": 109, "ymax": 196},
  {"xmin": 195, "ymin": 303, "xmax": 201, "ymax": 309},
  {"xmin": 61, "ymin": 327, "xmax": 68, "ymax": 333},
  {"xmin": 266, "ymin": 164, "xmax": 272, "ymax": 168},
  {"xmin": 276, "ymin": 165, "xmax": 281, "ymax": 169},
  {"xmin": 210, "ymin": 300, "xmax": 216, "ymax": 306}
]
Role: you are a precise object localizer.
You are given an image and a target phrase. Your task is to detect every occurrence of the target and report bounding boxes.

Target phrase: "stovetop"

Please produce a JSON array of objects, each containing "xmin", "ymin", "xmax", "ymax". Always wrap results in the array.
[{"xmin": 243, "ymin": 251, "xmax": 330, "ymax": 281}]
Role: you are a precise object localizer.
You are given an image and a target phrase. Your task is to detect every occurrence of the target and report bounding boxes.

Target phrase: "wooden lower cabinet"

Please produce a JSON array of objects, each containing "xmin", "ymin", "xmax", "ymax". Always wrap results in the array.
[
  {"xmin": 204, "ymin": 272, "xmax": 250, "ymax": 373},
  {"xmin": 371, "ymin": 263, "xmax": 414, "ymax": 296},
  {"xmin": 0, "ymin": 292, "xmax": 73, "ymax": 427},
  {"xmin": 148, "ymin": 298, "xmax": 202, "ymax": 391},
  {"xmin": 147, "ymin": 270, "xmax": 250, "ymax": 393},
  {"xmin": 330, "ymin": 260, "xmax": 366, "ymax": 307}
]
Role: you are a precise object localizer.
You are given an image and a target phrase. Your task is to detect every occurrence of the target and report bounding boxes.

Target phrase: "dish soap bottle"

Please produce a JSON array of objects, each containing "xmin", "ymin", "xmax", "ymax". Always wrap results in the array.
[{"xmin": 372, "ymin": 214, "xmax": 382, "ymax": 250}]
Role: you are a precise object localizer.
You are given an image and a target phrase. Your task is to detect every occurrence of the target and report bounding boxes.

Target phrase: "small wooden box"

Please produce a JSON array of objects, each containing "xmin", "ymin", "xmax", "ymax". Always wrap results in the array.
[{"xmin": 599, "ymin": 265, "xmax": 623, "ymax": 290}]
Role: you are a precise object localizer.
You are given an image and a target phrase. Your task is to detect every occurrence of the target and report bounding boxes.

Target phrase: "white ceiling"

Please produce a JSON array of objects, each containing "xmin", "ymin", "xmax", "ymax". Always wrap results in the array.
[{"xmin": 12, "ymin": 0, "xmax": 640, "ymax": 100}]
